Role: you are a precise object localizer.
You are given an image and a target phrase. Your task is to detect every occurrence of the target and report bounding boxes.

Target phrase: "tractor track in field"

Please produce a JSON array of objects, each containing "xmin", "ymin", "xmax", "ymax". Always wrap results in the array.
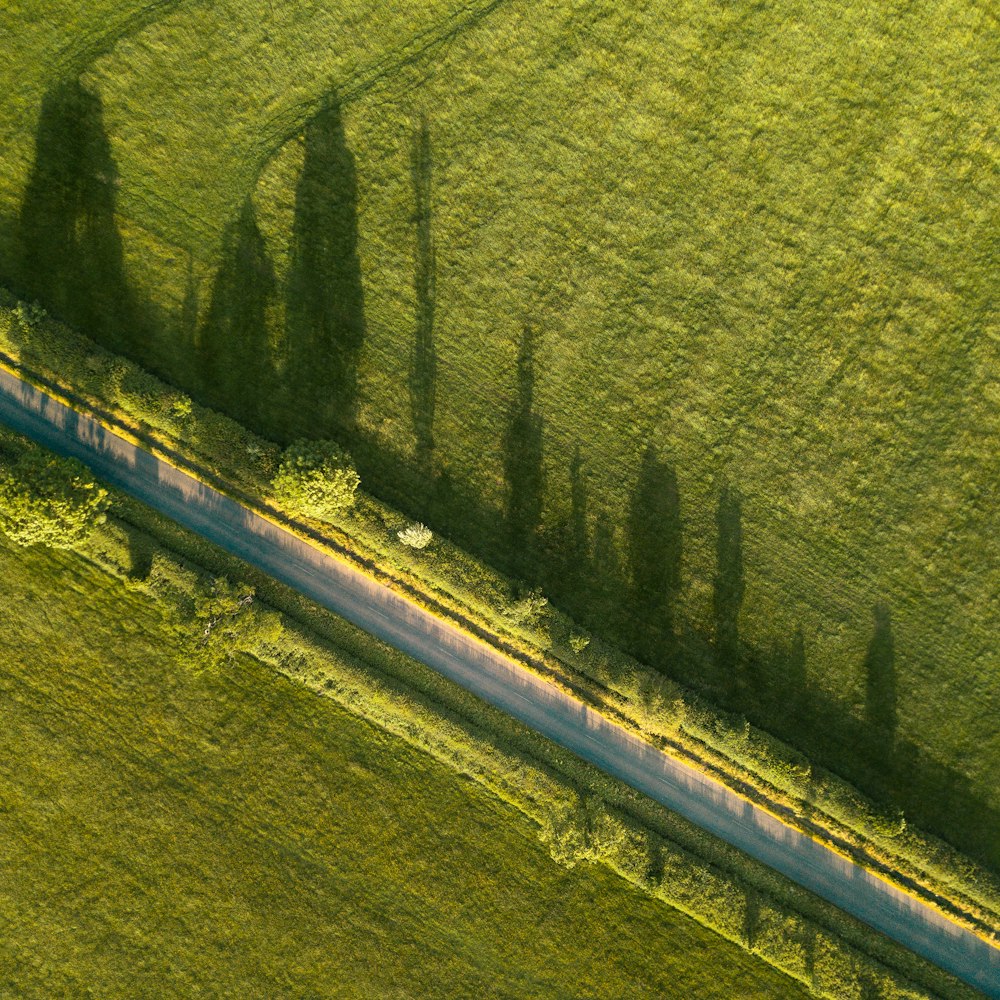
[{"xmin": 118, "ymin": 0, "xmax": 518, "ymax": 256}]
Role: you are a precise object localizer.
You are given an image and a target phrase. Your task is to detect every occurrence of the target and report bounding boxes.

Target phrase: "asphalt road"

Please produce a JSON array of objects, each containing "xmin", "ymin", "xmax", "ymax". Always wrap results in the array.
[{"xmin": 0, "ymin": 366, "xmax": 997, "ymax": 998}]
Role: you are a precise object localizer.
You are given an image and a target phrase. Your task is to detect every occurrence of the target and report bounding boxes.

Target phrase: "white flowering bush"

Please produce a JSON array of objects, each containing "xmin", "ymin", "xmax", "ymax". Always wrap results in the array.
[{"xmin": 397, "ymin": 521, "xmax": 433, "ymax": 549}]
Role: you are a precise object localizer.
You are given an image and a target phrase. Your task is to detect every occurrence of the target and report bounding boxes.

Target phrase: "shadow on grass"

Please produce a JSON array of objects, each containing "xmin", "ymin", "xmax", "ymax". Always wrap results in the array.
[
  {"xmin": 197, "ymin": 198, "xmax": 277, "ymax": 429},
  {"xmin": 865, "ymin": 602, "xmax": 897, "ymax": 750},
  {"xmin": 15, "ymin": 78, "xmax": 141, "ymax": 355},
  {"xmin": 503, "ymin": 323, "xmax": 544, "ymax": 579},
  {"xmin": 626, "ymin": 446, "xmax": 682, "ymax": 668},
  {"xmin": 179, "ymin": 252, "xmax": 200, "ymax": 367},
  {"xmin": 713, "ymin": 484, "xmax": 745, "ymax": 697},
  {"xmin": 284, "ymin": 93, "xmax": 366, "ymax": 436},
  {"xmin": 409, "ymin": 114, "xmax": 436, "ymax": 469}
]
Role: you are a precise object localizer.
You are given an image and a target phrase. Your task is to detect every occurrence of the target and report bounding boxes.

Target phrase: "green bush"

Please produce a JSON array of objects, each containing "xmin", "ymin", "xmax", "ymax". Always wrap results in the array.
[
  {"xmin": 271, "ymin": 439, "xmax": 360, "ymax": 522},
  {"xmin": 0, "ymin": 445, "xmax": 108, "ymax": 549},
  {"xmin": 506, "ymin": 588, "xmax": 549, "ymax": 629},
  {"xmin": 194, "ymin": 575, "xmax": 283, "ymax": 660}
]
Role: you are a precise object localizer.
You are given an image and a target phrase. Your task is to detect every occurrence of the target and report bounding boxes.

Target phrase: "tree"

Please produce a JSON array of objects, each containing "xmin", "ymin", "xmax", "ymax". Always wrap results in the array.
[
  {"xmin": 397, "ymin": 521, "xmax": 432, "ymax": 549},
  {"xmin": 271, "ymin": 439, "xmax": 360, "ymax": 521},
  {"xmin": 0, "ymin": 446, "xmax": 109, "ymax": 549}
]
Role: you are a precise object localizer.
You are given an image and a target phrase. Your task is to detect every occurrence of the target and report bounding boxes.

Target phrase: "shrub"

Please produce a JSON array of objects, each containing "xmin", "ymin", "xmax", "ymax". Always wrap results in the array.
[
  {"xmin": 506, "ymin": 588, "xmax": 549, "ymax": 629},
  {"xmin": 13, "ymin": 300, "xmax": 47, "ymax": 330},
  {"xmin": 397, "ymin": 521, "xmax": 433, "ymax": 549},
  {"xmin": 271, "ymin": 439, "xmax": 360, "ymax": 521},
  {"xmin": 0, "ymin": 446, "xmax": 109, "ymax": 549},
  {"xmin": 194, "ymin": 576, "xmax": 284, "ymax": 659}
]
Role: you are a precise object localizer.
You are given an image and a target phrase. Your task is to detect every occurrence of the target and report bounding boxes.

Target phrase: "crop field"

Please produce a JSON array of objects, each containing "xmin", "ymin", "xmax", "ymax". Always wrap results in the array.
[
  {"xmin": 1, "ymin": 0, "xmax": 997, "ymax": 883},
  {"xmin": 0, "ymin": 532, "xmax": 814, "ymax": 998}
]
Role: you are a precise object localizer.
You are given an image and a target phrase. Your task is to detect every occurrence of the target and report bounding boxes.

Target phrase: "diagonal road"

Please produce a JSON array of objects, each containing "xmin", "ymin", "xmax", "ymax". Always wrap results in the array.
[{"xmin": 0, "ymin": 365, "xmax": 997, "ymax": 998}]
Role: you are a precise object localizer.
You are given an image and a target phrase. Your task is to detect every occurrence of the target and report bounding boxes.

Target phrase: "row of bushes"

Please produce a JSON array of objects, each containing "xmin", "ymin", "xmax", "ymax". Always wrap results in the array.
[{"xmin": 0, "ymin": 292, "xmax": 996, "ymax": 947}]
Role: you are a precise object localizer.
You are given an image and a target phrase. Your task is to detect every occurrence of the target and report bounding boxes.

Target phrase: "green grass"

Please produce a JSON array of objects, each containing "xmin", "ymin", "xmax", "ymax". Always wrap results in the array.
[
  {"xmin": 0, "ymin": 534, "xmax": 812, "ymax": 999},
  {"xmin": 0, "ymin": 0, "xmax": 997, "ymax": 876}
]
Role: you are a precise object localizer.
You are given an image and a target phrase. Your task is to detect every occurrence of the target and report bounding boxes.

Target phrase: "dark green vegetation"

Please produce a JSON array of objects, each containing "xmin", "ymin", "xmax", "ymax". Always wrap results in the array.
[
  {"xmin": 1, "ymin": 0, "xmax": 996, "ymax": 925},
  {"xmin": 0, "ymin": 537, "xmax": 814, "ymax": 999}
]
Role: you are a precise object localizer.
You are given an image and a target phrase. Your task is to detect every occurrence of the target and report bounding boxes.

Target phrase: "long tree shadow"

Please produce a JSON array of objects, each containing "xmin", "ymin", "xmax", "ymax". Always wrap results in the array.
[
  {"xmin": 865, "ymin": 603, "xmax": 897, "ymax": 746},
  {"xmin": 409, "ymin": 114, "xmax": 437, "ymax": 469},
  {"xmin": 568, "ymin": 445, "xmax": 590, "ymax": 583},
  {"xmin": 284, "ymin": 94, "xmax": 366, "ymax": 437},
  {"xmin": 713, "ymin": 485, "xmax": 745, "ymax": 696},
  {"xmin": 626, "ymin": 446, "xmax": 682, "ymax": 669},
  {"xmin": 503, "ymin": 323, "xmax": 544, "ymax": 579},
  {"xmin": 178, "ymin": 252, "xmax": 200, "ymax": 370},
  {"xmin": 863, "ymin": 602, "xmax": 899, "ymax": 801},
  {"xmin": 197, "ymin": 197, "xmax": 277, "ymax": 429},
  {"xmin": 15, "ymin": 78, "xmax": 140, "ymax": 355}
]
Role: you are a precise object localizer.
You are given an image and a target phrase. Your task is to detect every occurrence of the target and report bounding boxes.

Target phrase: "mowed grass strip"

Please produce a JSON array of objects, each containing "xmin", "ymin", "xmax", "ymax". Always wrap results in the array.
[{"xmin": 0, "ymin": 536, "xmax": 807, "ymax": 999}]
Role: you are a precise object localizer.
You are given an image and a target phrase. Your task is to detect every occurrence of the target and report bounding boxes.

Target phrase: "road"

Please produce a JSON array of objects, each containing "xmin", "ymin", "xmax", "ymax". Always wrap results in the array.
[{"xmin": 0, "ymin": 366, "xmax": 997, "ymax": 998}]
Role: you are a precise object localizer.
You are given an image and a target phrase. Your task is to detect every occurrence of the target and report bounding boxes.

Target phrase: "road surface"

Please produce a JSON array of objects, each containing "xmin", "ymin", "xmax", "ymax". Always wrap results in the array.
[{"xmin": 0, "ymin": 366, "xmax": 997, "ymax": 998}]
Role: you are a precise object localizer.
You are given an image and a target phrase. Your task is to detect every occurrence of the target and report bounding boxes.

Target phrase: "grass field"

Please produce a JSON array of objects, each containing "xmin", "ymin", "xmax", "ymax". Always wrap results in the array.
[
  {"xmin": 0, "ymin": 532, "xmax": 814, "ymax": 998},
  {"xmin": 0, "ymin": 0, "xmax": 997, "ymax": 877}
]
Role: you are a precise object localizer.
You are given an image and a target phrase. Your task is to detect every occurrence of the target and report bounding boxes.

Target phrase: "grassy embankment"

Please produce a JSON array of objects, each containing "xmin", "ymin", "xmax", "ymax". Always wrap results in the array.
[
  {"xmin": 0, "ymin": 426, "xmax": 979, "ymax": 999},
  {"xmin": 0, "ymin": 0, "xmax": 995, "ymax": 888}
]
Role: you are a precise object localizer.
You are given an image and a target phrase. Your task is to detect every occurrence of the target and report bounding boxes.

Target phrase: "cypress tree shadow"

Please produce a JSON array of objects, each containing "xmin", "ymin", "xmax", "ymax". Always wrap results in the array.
[
  {"xmin": 713, "ymin": 485, "xmax": 745, "ymax": 695},
  {"xmin": 864, "ymin": 602, "xmax": 898, "ymax": 788},
  {"xmin": 589, "ymin": 508, "xmax": 628, "ymax": 634},
  {"xmin": 569, "ymin": 445, "xmax": 589, "ymax": 577},
  {"xmin": 865, "ymin": 603, "xmax": 897, "ymax": 737},
  {"xmin": 409, "ymin": 114, "xmax": 436, "ymax": 467},
  {"xmin": 785, "ymin": 626, "xmax": 809, "ymax": 722},
  {"xmin": 179, "ymin": 252, "xmax": 200, "ymax": 367},
  {"xmin": 198, "ymin": 197, "xmax": 277, "ymax": 430},
  {"xmin": 285, "ymin": 94, "xmax": 366, "ymax": 437},
  {"xmin": 503, "ymin": 323, "xmax": 544, "ymax": 579},
  {"xmin": 16, "ymin": 78, "xmax": 139, "ymax": 354},
  {"xmin": 540, "ymin": 444, "xmax": 595, "ymax": 618},
  {"xmin": 626, "ymin": 446, "xmax": 682, "ymax": 668},
  {"xmin": 752, "ymin": 625, "xmax": 810, "ymax": 725}
]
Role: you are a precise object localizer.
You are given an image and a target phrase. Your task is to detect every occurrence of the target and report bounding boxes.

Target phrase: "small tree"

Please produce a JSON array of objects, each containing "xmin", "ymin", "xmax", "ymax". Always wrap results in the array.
[
  {"xmin": 397, "ymin": 522, "xmax": 432, "ymax": 549},
  {"xmin": 271, "ymin": 439, "xmax": 360, "ymax": 521},
  {"xmin": 0, "ymin": 446, "xmax": 109, "ymax": 549}
]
